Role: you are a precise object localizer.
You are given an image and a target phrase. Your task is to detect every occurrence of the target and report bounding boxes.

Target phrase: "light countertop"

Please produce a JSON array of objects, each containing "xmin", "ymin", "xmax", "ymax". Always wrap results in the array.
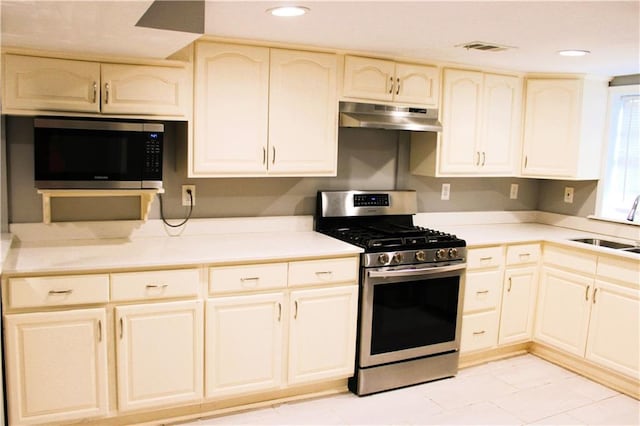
[{"xmin": 2, "ymin": 231, "xmax": 363, "ymax": 276}]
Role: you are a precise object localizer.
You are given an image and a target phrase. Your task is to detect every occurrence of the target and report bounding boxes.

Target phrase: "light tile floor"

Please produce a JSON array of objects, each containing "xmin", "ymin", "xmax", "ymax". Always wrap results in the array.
[{"xmin": 178, "ymin": 354, "xmax": 640, "ymax": 425}]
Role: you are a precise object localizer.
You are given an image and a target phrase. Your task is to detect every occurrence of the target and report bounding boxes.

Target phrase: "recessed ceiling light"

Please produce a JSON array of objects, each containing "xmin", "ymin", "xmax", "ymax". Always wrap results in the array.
[
  {"xmin": 558, "ymin": 50, "xmax": 591, "ymax": 57},
  {"xmin": 267, "ymin": 6, "xmax": 309, "ymax": 17}
]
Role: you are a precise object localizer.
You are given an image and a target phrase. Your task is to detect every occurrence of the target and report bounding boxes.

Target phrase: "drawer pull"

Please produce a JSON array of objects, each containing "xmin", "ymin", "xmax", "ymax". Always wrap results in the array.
[
  {"xmin": 473, "ymin": 330, "xmax": 486, "ymax": 335},
  {"xmin": 519, "ymin": 253, "xmax": 531, "ymax": 258},
  {"xmin": 48, "ymin": 289, "xmax": 73, "ymax": 295},
  {"xmin": 480, "ymin": 256, "xmax": 493, "ymax": 261},
  {"xmin": 240, "ymin": 277, "xmax": 259, "ymax": 282},
  {"xmin": 476, "ymin": 290, "xmax": 489, "ymax": 295},
  {"xmin": 145, "ymin": 284, "xmax": 168, "ymax": 289},
  {"xmin": 315, "ymin": 271, "xmax": 333, "ymax": 277}
]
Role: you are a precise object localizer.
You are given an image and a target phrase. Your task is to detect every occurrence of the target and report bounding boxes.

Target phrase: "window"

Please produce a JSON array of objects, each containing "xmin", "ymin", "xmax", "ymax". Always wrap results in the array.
[{"xmin": 596, "ymin": 84, "xmax": 640, "ymax": 224}]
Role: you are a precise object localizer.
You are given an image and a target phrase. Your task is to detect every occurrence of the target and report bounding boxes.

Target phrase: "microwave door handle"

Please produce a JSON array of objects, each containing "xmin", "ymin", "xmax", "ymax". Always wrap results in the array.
[{"xmin": 368, "ymin": 263, "xmax": 466, "ymax": 278}]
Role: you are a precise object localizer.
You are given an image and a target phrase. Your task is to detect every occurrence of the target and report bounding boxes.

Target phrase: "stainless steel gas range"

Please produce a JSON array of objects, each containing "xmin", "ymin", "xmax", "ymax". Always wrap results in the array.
[{"xmin": 315, "ymin": 190, "xmax": 467, "ymax": 396}]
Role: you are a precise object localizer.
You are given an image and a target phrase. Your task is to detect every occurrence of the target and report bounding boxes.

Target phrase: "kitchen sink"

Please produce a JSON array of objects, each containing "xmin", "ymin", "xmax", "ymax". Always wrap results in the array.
[{"xmin": 570, "ymin": 238, "xmax": 635, "ymax": 250}]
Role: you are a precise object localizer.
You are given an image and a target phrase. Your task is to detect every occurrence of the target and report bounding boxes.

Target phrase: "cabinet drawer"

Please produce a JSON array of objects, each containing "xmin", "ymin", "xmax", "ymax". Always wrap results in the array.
[
  {"xmin": 288, "ymin": 257, "xmax": 358, "ymax": 287},
  {"xmin": 111, "ymin": 269, "xmax": 200, "ymax": 302},
  {"xmin": 461, "ymin": 311, "xmax": 499, "ymax": 353},
  {"xmin": 596, "ymin": 256, "xmax": 640, "ymax": 287},
  {"xmin": 467, "ymin": 246, "xmax": 504, "ymax": 269},
  {"xmin": 543, "ymin": 245, "xmax": 597, "ymax": 275},
  {"xmin": 506, "ymin": 244, "xmax": 540, "ymax": 265},
  {"xmin": 8, "ymin": 274, "xmax": 110, "ymax": 309},
  {"xmin": 463, "ymin": 270, "xmax": 503, "ymax": 313},
  {"xmin": 209, "ymin": 263, "xmax": 288, "ymax": 294}
]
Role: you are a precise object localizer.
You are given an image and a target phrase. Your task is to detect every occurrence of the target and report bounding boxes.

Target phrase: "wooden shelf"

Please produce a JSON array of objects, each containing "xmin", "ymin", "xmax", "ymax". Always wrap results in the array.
[{"xmin": 37, "ymin": 188, "xmax": 165, "ymax": 224}]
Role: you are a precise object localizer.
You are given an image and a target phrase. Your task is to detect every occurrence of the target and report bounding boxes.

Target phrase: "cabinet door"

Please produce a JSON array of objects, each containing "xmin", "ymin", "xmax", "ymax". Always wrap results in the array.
[
  {"xmin": 480, "ymin": 73, "xmax": 522, "ymax": 175},
  {"xmin": 439, "ymin": 69, "xmax": 483, "ymax": 174},
  {"xmin": 288, "ymin": 285, "xmax": 358, "ymax": 385},
  {"xmin": 268, "ymin": 49, "xmax": 338, "ymax": 176},
  {"xmin": 522, "ymin": 79, "xmax": 580, "ymax": 177},
  {"xmin": 395, "ymin": 63, "xmax": 439, "ymax": 106},
  {"xmin": 101, "ymin": 64, "xmax": 187, "ymax": 116},
  {"xmin": 342, "ymin": 56, "xmax": 395, "ymax": 101},
  {"xmin": 4, "ymin": 54, "xmax": 100, "ymax": 113},
  {"xmin": 205, "ymin": 293, "xmax": 284, "ymax": 398},
  {"xmin": 116, "ymin": 300, "xmax": 203, "ymax": 412},
  {"xmin": 192, "ymin": 43, "xmax": 269, "ymax": 176},
  {"xmin": 586, "ymin": 280, "xmax": 640, "ymax": 379},
  {"xmin": 534, "ymin": 266, "xmax": 593, "ymax": 356},
  {"xmin": 499, "ymin": 266, "xmax": 539, "ymax": 345},
  {"xmin": 5, "ymin": 309, "xmax": 108, "ymax": 425}
]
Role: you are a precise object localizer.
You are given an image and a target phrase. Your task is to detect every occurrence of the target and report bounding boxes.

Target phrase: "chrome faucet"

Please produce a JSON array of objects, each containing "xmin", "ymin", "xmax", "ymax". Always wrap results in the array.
[{"xmin": 627, "ymin": 195, "xmax": 640, "ymax": 222}]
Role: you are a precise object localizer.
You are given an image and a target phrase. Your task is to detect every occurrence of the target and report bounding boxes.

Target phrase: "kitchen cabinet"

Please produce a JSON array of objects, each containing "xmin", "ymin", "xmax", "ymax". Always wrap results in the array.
[
  {"xmin": 535, "ymin": 247, "xmax": 596, "ymax": 356},
  {"xmin": 192, "ymin": 42, "xmax": 338, "ymax": 177},
  {"xmin": 288, "ymin": 285, "xmax": 358, "ymax": 385},
  {"xmin": 3, "ymin": 54, "xmax": 189, "ymax": 116},
  {"xmin": 521, "ymin": 76, "xmax": 608, "ymax": 179},
  {"xmin": 411, "ymin": 69, "xmax": 522, "ymax": 176},
  {"xmin": 205, "ymin": 293, "xmax": 284, "ymax": 398},
  {"xmin": 116, "ymin": 300, "xmax": 204, "ymax": 412},
  {"xmin": 4, "ymin": 308, "xmax": 109, "ymax": 425},
  {"xmin": 342, "ymin": 55, "xmax": 439, "ymax": 106},
  {"xmin": 499, "ymin": 244, "xmax": 540, "ymax": 345},
  {"xmin": 461, "ymin": 246, "xmax": 505, "ymax": 353}
]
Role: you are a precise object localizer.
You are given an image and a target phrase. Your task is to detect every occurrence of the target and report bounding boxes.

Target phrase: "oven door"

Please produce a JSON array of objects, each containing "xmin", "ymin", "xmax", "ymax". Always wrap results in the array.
[{"xmin": 359, "ymin": 263, "xmax": 465, "ymax": 368}]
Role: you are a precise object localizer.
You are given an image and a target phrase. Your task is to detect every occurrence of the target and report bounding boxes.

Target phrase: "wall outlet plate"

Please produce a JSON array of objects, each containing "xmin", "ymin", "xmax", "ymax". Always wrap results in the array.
[
  {"xmin": 441, "ymin": 183, "xmax": 450, "ymax": 201},
  {"xmin": 510, "ymin": 183, "xmax": 519, "ymax": 200},
  {"xmin": 182, "ymin": 185, "xmax": 196, "ymax": 206},
  {"xmin": 564, "ymin": 186, "xmax": 574, "ymax": 203}
]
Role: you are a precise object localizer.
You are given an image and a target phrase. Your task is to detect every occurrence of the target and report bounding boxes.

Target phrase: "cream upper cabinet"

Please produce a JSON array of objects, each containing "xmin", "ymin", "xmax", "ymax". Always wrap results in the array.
[
  {"xmin": 416, "ymin": 68, "xmax": 521, "ymax": 176},
  {"xmin": 3, "ymin": 54, "xmax": 188, "ymax": 116},
  {"xmin": 100, "ymin": 63, "xmax": 188, "ymax": 116},
  {"xmin": 288, "ymin": 285, "xmax": 358, "ymax": 385},
  {"xmin": 342, "ymin": 55, "xmax": 438, "ymax": 106},
  {"xmin": 116, "ymin": 300, "xmax": 204, "ymax": 412},
  {"xmin": 192, "ymin": 43, "xmax": 270, "ymax": 176},
  {"xmin": 192, "ymin": 43, "xmax": 338, "ymax": 177},
  {"xmin": 4, "ymin": 308, "xmax": 108, "ymax": 425},
  {"xmin": 268, "ymin": 49, "xmax": 338, "ymax": 176},
  {"xmin": 4, "ymin": 54, "xmax": 101, "ymax": 113},
  {"xmin": 521, "ymin": 77, "xmax": 608, "ymax": 179},
  {"xmin": 205, "ymin": 293, "xmax": 284, "ymax": 398}
]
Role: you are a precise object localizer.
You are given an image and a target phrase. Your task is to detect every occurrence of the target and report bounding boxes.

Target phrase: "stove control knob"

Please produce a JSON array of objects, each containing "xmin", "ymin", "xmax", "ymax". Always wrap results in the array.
[
  {"xmin": 378, "ymin": 253, "xmax": 390, "ymax": 265},
  {"xmin": 448, "ymin": 248, "xmax": 459, "ymax": 259},
  {"xmin": 435, "ymin": 249, "xmax": 447, "ymax": 260},
  {"xmin": 392, "ymin": 253, "xmax": 404, "ymax": 264},
  {"xmin": 415, "ymin": 250, "xmax": 426, "ymax": 262}
]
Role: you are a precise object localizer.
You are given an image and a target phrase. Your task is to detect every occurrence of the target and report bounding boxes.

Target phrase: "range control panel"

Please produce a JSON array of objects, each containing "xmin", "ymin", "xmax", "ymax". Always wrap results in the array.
[{"xmin": 354, "ymin": 193, "xmax": 390, "ymax": 207}]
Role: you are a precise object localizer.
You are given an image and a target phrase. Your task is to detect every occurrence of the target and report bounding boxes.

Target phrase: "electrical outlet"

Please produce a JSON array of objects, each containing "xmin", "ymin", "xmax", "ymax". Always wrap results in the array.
[
  {"xmin": 441, "ymin": 183, "xmax": 451, "ymax": 201},
  {"xmin": 564, "ymin": 186, "xmax": 574, "ymax": 203},
  {"xmin": 510, "ymin": 183, "xmax": 519, "ymax": 200},
  {"xmin": 182, "ymin": 185, "xmax": 196, "ymax": 206}
]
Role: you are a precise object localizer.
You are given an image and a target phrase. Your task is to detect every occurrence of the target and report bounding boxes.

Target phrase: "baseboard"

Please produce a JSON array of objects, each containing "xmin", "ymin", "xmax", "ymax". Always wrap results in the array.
[{"xmin": 459, "ymin": 342, "xmax": 531, "ymax": 369}]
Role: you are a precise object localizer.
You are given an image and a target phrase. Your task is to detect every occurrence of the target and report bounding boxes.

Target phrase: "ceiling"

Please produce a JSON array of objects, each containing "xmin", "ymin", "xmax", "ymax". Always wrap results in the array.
[{"xmin": 2, "ymin": 1, "xmax": 639, "ymax": 77}]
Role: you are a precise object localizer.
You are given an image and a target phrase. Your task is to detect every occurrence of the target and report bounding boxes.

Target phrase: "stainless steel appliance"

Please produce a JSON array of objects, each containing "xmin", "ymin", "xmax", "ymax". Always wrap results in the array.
[
  {"xmin": 34, "ymin": 118, "xmax": 163, "ymax": 189},
  {"xmin": 315, "ymin": 190, "xmax": 466, "ymax": 395},
  {"xmin": 339, "ymin": 101, "xmax": 442, "ymax": 132}
]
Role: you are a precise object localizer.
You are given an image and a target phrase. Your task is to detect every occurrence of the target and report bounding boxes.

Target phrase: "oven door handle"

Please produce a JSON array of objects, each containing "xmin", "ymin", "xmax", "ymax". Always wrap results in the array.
[{"xmin": 367, "ymin": 263, "xmax": 466, "ymax": 278}]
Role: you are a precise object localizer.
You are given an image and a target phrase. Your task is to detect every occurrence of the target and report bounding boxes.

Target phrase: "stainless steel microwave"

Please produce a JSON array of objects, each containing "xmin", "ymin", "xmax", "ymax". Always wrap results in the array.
[{"xmin": 34, "ymin": 118, "xmax": 163, "ymax": 189}]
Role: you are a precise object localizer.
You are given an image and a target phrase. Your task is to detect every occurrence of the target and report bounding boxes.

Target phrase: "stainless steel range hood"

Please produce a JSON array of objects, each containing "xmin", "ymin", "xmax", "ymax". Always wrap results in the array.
[{"xmin": 339, "ymin": 101, "xmax": 442, "ymax": 132}]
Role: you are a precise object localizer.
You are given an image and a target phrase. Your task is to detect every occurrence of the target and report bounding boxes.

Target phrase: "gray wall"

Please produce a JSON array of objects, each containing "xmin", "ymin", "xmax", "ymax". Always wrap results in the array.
[{"xmin": 4, "ymin": 115, "xmax": 594, "ymax": 224}]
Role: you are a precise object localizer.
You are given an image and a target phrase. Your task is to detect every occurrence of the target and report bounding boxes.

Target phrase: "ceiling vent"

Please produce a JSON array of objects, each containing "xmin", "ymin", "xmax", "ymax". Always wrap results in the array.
[{"xmin": 457, "ymin": 41, "xmax": 514, "ymax": 52}]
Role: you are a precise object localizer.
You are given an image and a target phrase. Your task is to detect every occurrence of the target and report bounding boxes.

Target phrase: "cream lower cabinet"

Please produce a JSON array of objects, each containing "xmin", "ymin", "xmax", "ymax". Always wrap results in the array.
[
  {"xmin": 115, "ymin": 300, "xmax": 204, "ymax": 412},
  {"xmin": 498, "ymin": 244, "xmax": 540, "ymax": 345},
  {"xmin": 4, "ymin": 308, "xmax": 109, "ymax": 425},
  {"xmin": 205, "ymin": 293, "xmax": 284, "ymax": 398},
  {"xmin": 288, "ymin": 285, "xmax": 358, "ymax": 385},
  {"xmin": 460, "ymin": 246, "xmax": 505, "ymax": 353}
]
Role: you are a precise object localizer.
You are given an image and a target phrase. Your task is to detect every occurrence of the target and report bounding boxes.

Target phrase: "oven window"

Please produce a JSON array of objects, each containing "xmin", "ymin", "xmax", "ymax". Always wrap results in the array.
[{"xmin": 370, "ymin": 276, "xmax": 459, "ymax": 355}]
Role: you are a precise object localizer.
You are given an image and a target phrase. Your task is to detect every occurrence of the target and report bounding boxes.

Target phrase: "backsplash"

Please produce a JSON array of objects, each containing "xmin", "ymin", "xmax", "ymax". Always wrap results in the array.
[{"xmin": 1, "ymin": 115, "xmax": 596, "ymax": 225}]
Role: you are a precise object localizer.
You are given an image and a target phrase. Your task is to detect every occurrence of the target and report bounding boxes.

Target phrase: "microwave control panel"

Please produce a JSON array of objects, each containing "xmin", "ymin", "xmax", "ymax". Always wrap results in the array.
[{"xmin": 143, "ymin": 132, "xmax": 163, "ymax": 179}]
